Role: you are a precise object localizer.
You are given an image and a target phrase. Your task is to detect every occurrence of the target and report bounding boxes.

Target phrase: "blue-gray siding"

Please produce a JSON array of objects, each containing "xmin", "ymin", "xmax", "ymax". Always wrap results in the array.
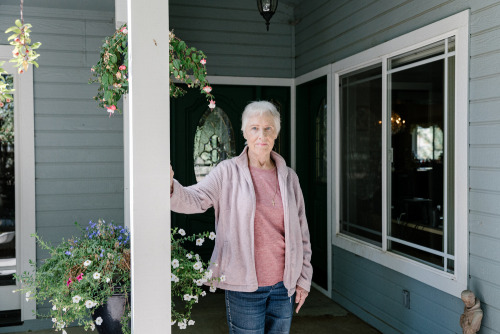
[
  {"xmin": 0, "ymin": 4, "xmax": 122, "ymax": 269},
  {"xmin": 295, "ymin": 0, "xmax": 500, "ymax": 333},
  {"xmin": 169, "ymin": 0, "xmax": 295, "ymax": 78}
]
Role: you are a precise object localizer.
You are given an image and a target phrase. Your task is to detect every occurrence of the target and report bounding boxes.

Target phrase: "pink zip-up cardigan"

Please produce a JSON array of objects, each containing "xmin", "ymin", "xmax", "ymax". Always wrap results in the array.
[{"xmin": 170, "ymin": 147, "xmax": 313, "ymax": 297}]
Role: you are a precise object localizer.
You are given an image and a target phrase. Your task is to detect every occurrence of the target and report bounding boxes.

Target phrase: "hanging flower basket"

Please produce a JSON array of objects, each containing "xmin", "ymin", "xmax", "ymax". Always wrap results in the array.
[{"xmin": 89, "ymin": 24, "xmax": 216, "ymax": 116}]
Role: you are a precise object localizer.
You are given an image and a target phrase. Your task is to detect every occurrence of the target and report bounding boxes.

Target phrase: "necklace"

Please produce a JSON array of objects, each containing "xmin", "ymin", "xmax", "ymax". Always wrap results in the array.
[{"xmin": 272, "ymin": 167, "xmax": 279, "ymax": 206}]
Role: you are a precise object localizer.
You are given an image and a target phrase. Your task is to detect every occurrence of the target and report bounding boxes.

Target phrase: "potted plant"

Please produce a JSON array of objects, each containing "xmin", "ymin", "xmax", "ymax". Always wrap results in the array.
[
  {"xmin": 89, "ymin": 24, "xmax": 216, "ymax": 116},
  {"xmin": 14, "ymin": 221, "xmax": 218, "ymax": 333}
]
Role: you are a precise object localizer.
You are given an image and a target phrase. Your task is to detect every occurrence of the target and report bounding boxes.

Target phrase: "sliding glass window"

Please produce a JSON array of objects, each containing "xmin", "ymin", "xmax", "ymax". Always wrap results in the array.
[{"xmin": 338, "ymin": 36, "xmax": 456, "ymax": 274}]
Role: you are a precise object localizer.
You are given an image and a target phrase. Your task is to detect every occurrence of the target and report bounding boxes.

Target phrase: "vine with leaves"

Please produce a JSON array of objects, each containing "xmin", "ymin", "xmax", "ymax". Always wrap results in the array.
[{"xmin": 89, "ymin": 24, "xmax": 216, "ymax": 116}]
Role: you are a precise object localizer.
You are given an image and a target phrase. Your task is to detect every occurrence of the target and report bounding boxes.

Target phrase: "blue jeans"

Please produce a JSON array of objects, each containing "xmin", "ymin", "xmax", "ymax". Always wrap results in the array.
[{"xmin": 225, "ymin": 281, "xmax": 295, "ymax": 334}]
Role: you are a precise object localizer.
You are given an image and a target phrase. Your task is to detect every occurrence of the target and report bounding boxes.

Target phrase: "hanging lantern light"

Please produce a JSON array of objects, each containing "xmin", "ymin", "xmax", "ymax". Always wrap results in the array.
[{"xmin": 257, "ymin": 0, "xmax": 278, "ymax": 31}]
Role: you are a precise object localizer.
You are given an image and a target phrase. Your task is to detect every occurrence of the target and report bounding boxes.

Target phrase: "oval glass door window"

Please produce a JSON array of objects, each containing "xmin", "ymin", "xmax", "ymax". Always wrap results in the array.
[{"xmin": 193, "ymin": 107, "xmax": 236, "ymax": 182}]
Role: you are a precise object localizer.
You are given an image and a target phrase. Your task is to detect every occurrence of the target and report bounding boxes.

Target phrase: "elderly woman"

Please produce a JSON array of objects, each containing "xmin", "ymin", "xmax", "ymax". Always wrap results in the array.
[{"xmin": 170, "ymin": 101, "xmax": 312, "ymax": 333}]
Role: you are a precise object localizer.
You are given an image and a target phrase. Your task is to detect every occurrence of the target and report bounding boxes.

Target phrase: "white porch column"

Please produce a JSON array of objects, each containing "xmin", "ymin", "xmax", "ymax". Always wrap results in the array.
[{"xmin": 127, "ymin": 0, "xmax": 171, "ymax": 332}]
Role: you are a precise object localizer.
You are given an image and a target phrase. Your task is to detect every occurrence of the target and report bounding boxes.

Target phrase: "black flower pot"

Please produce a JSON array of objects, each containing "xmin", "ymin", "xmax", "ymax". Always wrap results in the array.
[{"xmin": 92, "ymin": 293, "xmax": 130, "ymax": 334}]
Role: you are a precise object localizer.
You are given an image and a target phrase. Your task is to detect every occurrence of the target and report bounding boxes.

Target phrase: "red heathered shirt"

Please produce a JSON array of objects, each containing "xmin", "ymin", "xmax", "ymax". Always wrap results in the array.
[{"xmin": 249, "ymin": 165, "xmax": 285, "ymax": 287}]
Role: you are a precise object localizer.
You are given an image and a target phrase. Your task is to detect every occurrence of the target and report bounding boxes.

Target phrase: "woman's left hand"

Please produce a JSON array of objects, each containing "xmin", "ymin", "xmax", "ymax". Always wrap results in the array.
[{"xmin": 295, "ymin": 285, "xmax": 309, "ymax": 313}]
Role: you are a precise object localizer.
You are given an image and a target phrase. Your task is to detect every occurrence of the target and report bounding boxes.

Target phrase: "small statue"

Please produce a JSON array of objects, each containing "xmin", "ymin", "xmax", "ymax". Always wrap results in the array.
[{"xmin": 459, "ymin": 290, "xmax": 483, "ymax": 334}]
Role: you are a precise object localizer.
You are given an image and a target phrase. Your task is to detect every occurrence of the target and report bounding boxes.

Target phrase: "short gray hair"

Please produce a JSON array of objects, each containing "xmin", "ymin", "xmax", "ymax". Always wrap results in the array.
[{"xmin": 241, "ymin": 101, "xmax": 281, "ymax": 135}]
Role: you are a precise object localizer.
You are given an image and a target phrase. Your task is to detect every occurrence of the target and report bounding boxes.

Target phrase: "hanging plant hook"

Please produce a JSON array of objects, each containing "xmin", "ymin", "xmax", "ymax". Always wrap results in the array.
[{"xmin": 20, "ymin": 0, "xmax": 24, "ymax": 25}]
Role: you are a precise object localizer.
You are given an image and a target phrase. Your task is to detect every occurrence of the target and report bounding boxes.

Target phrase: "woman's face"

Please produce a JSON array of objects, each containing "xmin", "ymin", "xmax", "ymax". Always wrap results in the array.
[{"xmin": 244, "ymin": 113, "xmax": 278, "ymax": 157}]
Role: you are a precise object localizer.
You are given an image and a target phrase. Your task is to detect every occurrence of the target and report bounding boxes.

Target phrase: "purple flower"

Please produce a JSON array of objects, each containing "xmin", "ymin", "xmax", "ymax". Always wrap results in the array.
[{"xmin": 65, "ymin": 251, "xmax": 72, "ymax": 256}]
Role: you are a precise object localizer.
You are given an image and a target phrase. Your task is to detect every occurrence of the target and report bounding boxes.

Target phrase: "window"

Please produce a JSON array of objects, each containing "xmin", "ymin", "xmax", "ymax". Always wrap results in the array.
[
  {"xmin": 333, "ymin": 11, "xmax": 469, "ymax": 295},
  {"xmin": 193, "ymin": 107, "xmax": 235, "ymax": 182},
  {"xmin": 0, "ymin": 74, "xmax": 15, "ymax": 287},
  {"xmin": 0, "ymin": 46, "xmax": 36, "ymax": 319}
]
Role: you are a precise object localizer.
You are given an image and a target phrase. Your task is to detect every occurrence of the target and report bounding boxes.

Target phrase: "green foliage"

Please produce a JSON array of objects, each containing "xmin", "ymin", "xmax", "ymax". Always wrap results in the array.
[
  {"xmin": 6, "ymin": 19, "xmax": 42, "ymax": 74},
  {"xmin": 14, "ymin": 220, "xmax": 131, "ymax": 333},
  {"xmin": 0, "ymin": 18, "xmax": 41, "ymax": 114},
  {"xmin": 89, "ymin": 25, "xmax": 129, "ymax": 114},
  {"xmin": 89, "ymin": 24, "xmax": 216, "ymax": 116},
  {"xmin": 14, "ymin": 220, "xmax": 221, "ymax": 331},
  {"xmin": 170, "ymin": 227, "xmax": 221, "ymax": 328}
]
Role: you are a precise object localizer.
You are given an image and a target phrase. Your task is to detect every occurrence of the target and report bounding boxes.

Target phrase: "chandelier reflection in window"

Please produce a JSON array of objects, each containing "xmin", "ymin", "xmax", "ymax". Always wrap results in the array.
[
  {"xmin": 378, "ymin": 112, "xmax": 406, "ymax": 134},
  {"xmin": 193, "ymin": 107, "xmax": 236, "ymax": 182}
]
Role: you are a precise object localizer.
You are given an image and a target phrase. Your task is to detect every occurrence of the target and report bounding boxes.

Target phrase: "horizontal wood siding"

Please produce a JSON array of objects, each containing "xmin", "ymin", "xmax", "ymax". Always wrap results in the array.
[
  {"xmin": 294, "ymin": 0, "xmax": 500, "ymax": 333},
  {"xmin": 169, "ymin": 0, "xmax": 295, "ymax": 78},
  {"xmin": 0, "ymin": 4, "xmax": 123, "ymax": 279}
]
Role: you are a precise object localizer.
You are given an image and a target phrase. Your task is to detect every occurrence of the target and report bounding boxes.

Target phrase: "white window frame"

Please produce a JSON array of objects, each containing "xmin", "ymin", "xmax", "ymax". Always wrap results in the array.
[
  {"xmin": 0, "ymin": 46, "xmax": 36, "ymax": 319},
  {"xmin": 332, "ymin": 10, "xmax": 469, "ymax": 296}
]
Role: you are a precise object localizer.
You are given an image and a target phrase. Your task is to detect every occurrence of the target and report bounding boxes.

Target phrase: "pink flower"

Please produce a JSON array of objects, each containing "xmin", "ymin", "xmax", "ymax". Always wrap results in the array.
[
  {"xmin": 18, "ymin": 68, "xmax": 24, "ymax": 74},
  {"xmin": 12, "ymin": 50, "xmax": 19, "ymax": 57},
  {"xmin": 91, "ymin": 67, "xmax": 95, "ymax": 72},
  {"xmin": 200, "ymin": 58, "xmax": 207, "ymax": 65},
  {"xmin": 66, "ymin": 278, "xmax": 72, "ymax": 287},
  {"xmin": 121, "ymin": 27, "xmax": 128, "ymax": 34},
  {"xmin": 119, "ymin": 65, "xmax": 126, "ymax": 71},
  {"xmin": 0, "ymin": 102, "xmax": 4, "ymax": 107},
  {"xmin": 5, "ymin": 98, "xmax": 11, "ymax": 103},
  {"xmin": 14, "ymin": 37, "xmax": 20, "ymax": 43},
  {"xmin": 107, "ymin": 105, "xmax": 116, "ymax": 117},
  {"xmin": 203, "ymin": 86, "xmax": 212, "ymax": 93},
  {"xmin": 208, "ymin": 100, "xmax": 216, "ymax": 109},
  {"xmin": 116, "ymin": 72, "xmax": 122, "ymax": 79},
  {"xmin": 76, "ymin": 273, "xmax": 83, "ymax": 282}
]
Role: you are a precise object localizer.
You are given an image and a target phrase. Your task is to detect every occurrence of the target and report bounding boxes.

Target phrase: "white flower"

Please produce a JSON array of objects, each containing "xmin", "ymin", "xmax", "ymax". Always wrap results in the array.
[
  {"xmin": 90, "ymin": 323, "xmax": 95, "ymax": 330},
  {"xmin": 178, "ymin": 322, "xmax": 187, "ymax": 329},
  {"xmin": 95, "ymin": 316, "xmax": 103, "ymax": 325},
  {"xmin": 12, "ymin": 290, "xmax": 15, "ymax": 293},
  {"xmin": 26, "ymin": 292, "xmax": 31, "ymax": 298},
  {"xmin": 85, "ymin": 300, "xmax": 97, "ymax": 308},
  {"xmin": 204, "ymin": 269, "xmax": 213, "ymax": 280},
  {"xmin": 171, "ymin": 319, "xmax": 176, "ymax": 326},
  {"xmin": 192, "ymin": 295, "xmax": 199, "ymax": 303},
  {"xmin": 196, "ymin": 238, "xmax": 204, "ymax": 246},
  {"xmin": 172, "ymin": 259, "xmax": 179, "ymax": 268},
  {"xmin": 201, "ymin": 291, "xmax": 207, "ymax": 297},
  {"xmin": 220, "ymin": 275, "xmax": 226, "ymax": 282},
  {"xmin": 196, "ymin": 279, "xmax": 204, "ymax": 286},
  {"xmin": 63, "ymin": 308, "xmax": 67, "ymax": 312},
  {"xmin": 193, "ymin": 261, "xmax": 202, "ymax": 271},
  {"xmin": 52, "ymin": 305, "xmax": 57, "ymax": 310},
  {"xmin": 62, "ymin": 330, "xmax": 67, "ymax": 334},
  {"xmin": 93, "ymin": 272, "xmax": 101, "ymax": 280},
  {"xmin": 171, "ymin": 273, "xmax": 179, "ymax": 282},
  {"xmin": 106, "ymin": 277, "xmax": 111, "ymax": 283},
  {"xmin": 72, "ymin": 295, "xmax": 81, "ymax": 303},
  {"xmin": 188, "ymin": 320, "xmax": 195, "ymax": 325},
  {"xmin": 208, "ymin": 100, "xmax": 216, "ymax": 109},
  {"xmin": 52, "ymin": 318, "xmax": 57, "ymax": 323},
  {"xmin": 186, "ymin": 253, "xmax": 193, "ymax": 259},
  {"xmin": 183, "ymin": 294, "xmax": 191, "ymax": 301},
  {"xmin": 178, "ymin": 229, "xmax": 186, "ymax": 236},
  {"xmin": 209, "ymin": 232, "xmax": 216, "ymax": 240},
  {"xmin": 195, "ymin": 254, "xmax": 200, "ymax": 260},
  {"xmin": 83, "ymin": 260, "xmax": 92, "ymax": 267},
  {"xmin": 210, "ymin": 286, "xmax": 217, "ymax": 293}
]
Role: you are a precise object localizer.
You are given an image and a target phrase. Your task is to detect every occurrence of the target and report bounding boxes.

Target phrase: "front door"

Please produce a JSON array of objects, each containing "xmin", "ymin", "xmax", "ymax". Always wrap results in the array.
[
  {"xmin": 296, "ymin": 76, "xmax": 328, "ymax": 291},
  {"xmin": 170, "ymin": 84, "xmax": 290, "ymax": 261}
]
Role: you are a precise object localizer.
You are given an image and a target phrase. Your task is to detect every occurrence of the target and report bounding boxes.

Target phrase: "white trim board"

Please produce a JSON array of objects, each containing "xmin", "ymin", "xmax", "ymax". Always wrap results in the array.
[
  {"xmin": 331, "ymin": 10, "xmax": 469, "ymax": 297},
  {"xmin": 0, "ymin": 46, "xmax": 36, "ymax": 319}
]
